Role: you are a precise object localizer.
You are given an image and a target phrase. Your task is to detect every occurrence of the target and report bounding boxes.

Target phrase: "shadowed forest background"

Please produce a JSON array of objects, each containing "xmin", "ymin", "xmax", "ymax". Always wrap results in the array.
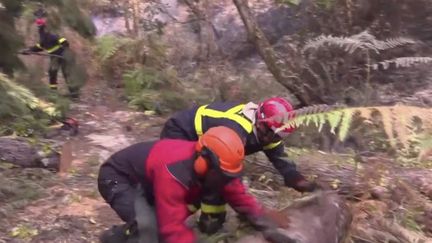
[{"xmin": 0, "ymin": 0, "xmax": 432, "ymax": 242}]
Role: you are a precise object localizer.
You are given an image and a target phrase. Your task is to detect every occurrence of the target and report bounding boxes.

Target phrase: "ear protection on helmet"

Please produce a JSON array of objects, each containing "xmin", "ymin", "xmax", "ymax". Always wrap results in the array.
[{"xmin": 194, "ymin": 144, "xmax": 220, "ymax": 176}]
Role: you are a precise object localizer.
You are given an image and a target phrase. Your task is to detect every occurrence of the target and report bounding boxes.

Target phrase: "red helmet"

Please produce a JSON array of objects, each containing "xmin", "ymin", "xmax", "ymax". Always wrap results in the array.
[
  {"xmin": 35, "ymin": 18, "xmax": 46, "ymax": 26},
  {"xmin": 256, "ymin": 97, "xmax": 295, "ymax": 136}
]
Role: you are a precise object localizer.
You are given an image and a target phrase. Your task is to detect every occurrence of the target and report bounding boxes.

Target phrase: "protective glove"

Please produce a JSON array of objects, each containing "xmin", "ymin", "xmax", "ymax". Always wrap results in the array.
[
  {"xmin": 198, "ymin": 212, "xmax": 226, "ymax": 234},
  {"xmin": 247, "ymin": 214, "xmax": 295, "ymax": 243},
  {"xmin": 61, "ymin": 41, "xmax": 70, "ymax": 48},
  {"xmin": 262, "ymin": 228, "xmax": 297, "ymax": 243},
  {"xmin": 291, "ymin": 179, "xmax": 319, "ymax": 193},
  {"xmin": 247, "ymin": 214, "xmax": 278, "ymax": 231}
]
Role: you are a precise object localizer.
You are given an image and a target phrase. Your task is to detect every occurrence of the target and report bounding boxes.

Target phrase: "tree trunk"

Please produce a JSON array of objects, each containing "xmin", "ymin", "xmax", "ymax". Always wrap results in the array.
[
  {"xmin": 124, "ymin": 5, "xmax": 132, "ymax": 35},
  {"xmin": 0, "ymin": 137, "xmax": 62, "ymax": 170},
  {"xmin": 232, "ymin": 0, "xmax": 324, "ymax": 106},
  {"xmin": 184, "ymin": 0, "xmax": 220, "ymax": 61},
  {"xmin": 131, "ymin": 0, "xmax": 140, "ymax": 37},
  {"xmin": 236, "ymin": 191, "xmax": 352, "ymax": 243}
]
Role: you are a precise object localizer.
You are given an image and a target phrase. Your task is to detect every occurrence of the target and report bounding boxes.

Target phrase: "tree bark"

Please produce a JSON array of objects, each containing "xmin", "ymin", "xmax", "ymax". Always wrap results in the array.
[
  {"xmin": 232, "ymin": 0, "xmax": 322, "ymax": 106},
  {"xmin": 124, "ymin": 6, "xmax": 132, "ymax": 35},
  {"xmin": 0, "ymin": 137, "xmax": 61, "ymax": 170},
  {"xmin": 183, "ymin": 0, "xmax": 220, "ymax": 61},
  {"xmin": 131, "ymin": 0, "xmax": 140, "ymax": 37},
  {"xmin": 236, "ymin": 191, "xmax": 352, "ymax": 243}
]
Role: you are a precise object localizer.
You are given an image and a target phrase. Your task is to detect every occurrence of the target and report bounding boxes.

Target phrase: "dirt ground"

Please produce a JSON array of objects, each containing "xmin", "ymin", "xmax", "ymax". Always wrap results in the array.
[
  {"xmin": 1, "ymin": 82, "xmax": 432, "ymax": 243},
  {"xmin": 0, "ymin": 83, "xmax": 165, "ymax": 243}
]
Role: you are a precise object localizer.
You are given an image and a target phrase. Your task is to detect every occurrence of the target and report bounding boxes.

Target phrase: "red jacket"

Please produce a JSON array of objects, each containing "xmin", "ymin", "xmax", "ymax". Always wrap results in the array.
[{"xmin": 145, "ymin": 139, "xmax": 263, "ymax": 243}]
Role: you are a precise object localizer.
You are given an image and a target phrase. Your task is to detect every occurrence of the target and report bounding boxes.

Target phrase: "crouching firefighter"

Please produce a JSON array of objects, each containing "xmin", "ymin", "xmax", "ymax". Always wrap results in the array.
[
  {"xmin": 160, "ymin": 97, "xmax": 319, "ymax": 233},
  {"xmin": 98, "ymin": 126, "xmax": 292, "ymax": 243},
  {"xmin": 20, "ymin": 11, "xmax": 79, "ymax": 98}
]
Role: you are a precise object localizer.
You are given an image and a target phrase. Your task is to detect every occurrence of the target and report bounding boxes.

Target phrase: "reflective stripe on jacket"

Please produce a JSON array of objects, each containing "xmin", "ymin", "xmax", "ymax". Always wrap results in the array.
[
  {"xmin": 30, "ymin": 31, "xmax": 67, "ymax": 55},
  {"xmin": 161, "ymin": 101, "xmax": 304, "ymax": 186}
]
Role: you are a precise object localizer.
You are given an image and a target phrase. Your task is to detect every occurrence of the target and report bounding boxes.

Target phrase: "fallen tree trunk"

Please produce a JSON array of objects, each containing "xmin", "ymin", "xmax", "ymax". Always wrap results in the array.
[
  {"xmin": 0, "ymin": 136, "xmax": 62, "ymax": 170},
  {"xmin": 237, "ymin": 191, "xmax": 352, "ymax": 243}
]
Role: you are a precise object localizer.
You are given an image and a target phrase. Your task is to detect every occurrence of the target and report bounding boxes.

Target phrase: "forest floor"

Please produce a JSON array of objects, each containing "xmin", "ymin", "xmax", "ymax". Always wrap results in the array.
[
  {"xmin": 0, "ymin": 82, "xmax": 165, "ymax": 243},
  {"xmin": 0, "ymin": 81, "xmax": 432, "ymax": 243}
]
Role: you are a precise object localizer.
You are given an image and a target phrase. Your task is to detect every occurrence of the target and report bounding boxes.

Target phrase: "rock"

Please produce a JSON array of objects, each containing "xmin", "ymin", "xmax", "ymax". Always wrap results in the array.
[
  {"xmin": 370, "ymin": 186, "xmax": 390, "ymax": 200},
  {"xmin": 0, "ymin": 136, "xmax": 61, "ymax": 170},
  {"xmin": 236, "ymin": 191, "xmax": 352, "ymax": 243}
]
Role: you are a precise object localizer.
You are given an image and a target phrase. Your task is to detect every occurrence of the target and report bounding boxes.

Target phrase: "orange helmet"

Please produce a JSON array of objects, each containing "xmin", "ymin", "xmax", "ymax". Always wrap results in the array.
[{"xmin": 195, "ymin": 126, "xmax": 244, "ymax": 177}]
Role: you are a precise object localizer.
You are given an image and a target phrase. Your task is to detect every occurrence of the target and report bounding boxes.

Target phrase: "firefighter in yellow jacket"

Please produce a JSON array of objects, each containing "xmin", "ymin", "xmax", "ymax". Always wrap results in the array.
[
  {"xmin": 160, "ymin": 97, "xmax": 318, "ymax": 234},
  {"xmin": 21, "ymin": 12, "xmax": 79, "ymax": 98}
]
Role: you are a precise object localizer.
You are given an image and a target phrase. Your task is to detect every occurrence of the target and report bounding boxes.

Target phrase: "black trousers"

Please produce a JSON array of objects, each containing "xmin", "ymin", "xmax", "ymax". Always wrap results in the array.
[
  {"xmin": 48, "ymin": 56, "xmax": 67, "ymax": 89},
  {"xmin": 98, "ymin": 162, "xmax": 158, "ymax": 243}
]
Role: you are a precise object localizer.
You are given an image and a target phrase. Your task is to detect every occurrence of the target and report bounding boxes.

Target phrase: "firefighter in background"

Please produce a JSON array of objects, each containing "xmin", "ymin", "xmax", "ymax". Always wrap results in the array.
[
  {"xmin": 20, "ymin": 8, "xmax": 79, "ymax": 98},
  {"xmin": 98, "ymin": 127, "xmax": 291, "ymax": 243},
  {"xmin": 160, "ymin": 97, "xmax": 318, "ymax": 234}
]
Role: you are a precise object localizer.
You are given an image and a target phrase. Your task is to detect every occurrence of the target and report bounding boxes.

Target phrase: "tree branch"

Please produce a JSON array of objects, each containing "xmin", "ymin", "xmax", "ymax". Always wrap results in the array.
[{"xmin": 232, "ymin": 0, "xmax": 321, "ymax": 106}]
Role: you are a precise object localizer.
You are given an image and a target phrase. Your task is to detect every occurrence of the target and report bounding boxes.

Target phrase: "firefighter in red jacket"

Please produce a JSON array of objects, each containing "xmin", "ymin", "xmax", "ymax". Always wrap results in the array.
[
  {"xmin": 160, "ymin": 97, "xmax": 318, "ymax": 233},
  {"xmin": 98, "ymin": 126, "xmax": 290, "ymax": 243}
]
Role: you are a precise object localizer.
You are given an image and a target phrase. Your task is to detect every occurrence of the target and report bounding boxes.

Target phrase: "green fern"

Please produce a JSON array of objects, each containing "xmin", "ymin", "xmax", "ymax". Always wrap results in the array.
[
  {"xmin": 372, "ymin": 57, "xmax": 432, "ymax": 70},
  {"xmin": 123, "ymin": 67, "xmax": 162, "ymax": 98},
  {"xmin": 338, "ymin": 109, "xmax": 354, "ymax": 141},
  {"xmin": 128, "ymin": 90, "xmax": 159, "ymax": 111},
  {"xmin": 0, "ymin": 73, "xmax": 60, "ymax": 118},
  {"xmin": 272, "ymin": 105, "xmax": 432, "ymax": 150},
  {"xmin": 316, "ymin": 0, "xmax": 336, "ymax": 9},
  {"xmin": 303, "ymin": 31, "xmax": 416, "ymax": 54},
  {"xmin": 95, "ymin": 35, "xmax": 124, "ymax": 62},
  {"xmin": 277, "ymin": 0, "xmax": 302, "ymax": 6}
]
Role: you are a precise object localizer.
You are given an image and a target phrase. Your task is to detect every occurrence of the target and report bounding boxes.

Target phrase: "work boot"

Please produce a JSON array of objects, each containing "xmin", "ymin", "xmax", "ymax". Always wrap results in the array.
[
  {"xmin": 99, "ymin": 224, "xmax": 139, "ymax": 243},
  {"xmin": 99, "ymin": 225, "xmax": 128, "ymax": 243},
  {"xmin": 68, "ymin": 87, "xmax": 80, "ymax": 100}
]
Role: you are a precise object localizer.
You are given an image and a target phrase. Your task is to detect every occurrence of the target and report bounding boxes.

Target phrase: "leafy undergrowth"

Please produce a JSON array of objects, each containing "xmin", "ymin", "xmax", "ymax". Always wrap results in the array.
[
  {"xmin": 0, "ymin": 167, "xmax": 58, "ymax": 234},
  {"xmin": 1, "ymin": 116, "xmax": 432, "ymax": 243},
  {"xmin": 243, "ymin": 148, "xmax": 432, "ymax": 243},
  {"xmin": 2, "ymin": 147, "xmax": 431, "ymax": 243}
]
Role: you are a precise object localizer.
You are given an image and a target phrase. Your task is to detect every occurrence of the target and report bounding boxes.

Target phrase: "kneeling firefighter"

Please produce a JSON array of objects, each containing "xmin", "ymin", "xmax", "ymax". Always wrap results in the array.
[
  {"xmin": 160, "ymin": 97, "xmax": 318, "ymax": 233},
  {"xmin": 98, "ymin": 126, "xmax": 291, "ymax": 243}
]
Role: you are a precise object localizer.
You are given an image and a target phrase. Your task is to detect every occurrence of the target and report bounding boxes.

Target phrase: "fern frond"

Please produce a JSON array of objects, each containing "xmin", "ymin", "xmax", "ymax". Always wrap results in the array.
[
  {"xmin": 391, "ymin": 105, "xmax": 413, "ymax": 148},
  {"xmin": 272, "ymin": 105, "xmax": 432, "ymax": 148},
  {"xmin": 417, "ymin": 135, "xmax": 432, "ymax": 162},
  {"xmin": 338, "ymin": 109, "xmax": 354, "ymax": 141},
  {"xmin": 327, "ymin": 110, "xmax": 344, "ymax": 134},
  {"xmin": 95, "ymin": 35, "xmax": 127, "ymax": 62},
  {"xmin": 372, "ymin": 57, "xmax": 432, "ymax": 70},
  {"xmin": 274, "ymin": 104, "xmax": 346, "ymax": 131},
  {"xmin": 376, "ymin": 107, "xmax": 396, "ymax": 147},
  {"xmin": 0, "ymin": 74, "xmax": 60, "ymax": 117},
  {"xmin": 303, "ymin": 34, "xmax": 369, "ymax": 54},
  {"xmin": 303, "ymin": 31, "xmax": 416, "ymax": 54},
  {"xmin": 351, "ymin": 31, "xmax": 416, "ymax": 50}
]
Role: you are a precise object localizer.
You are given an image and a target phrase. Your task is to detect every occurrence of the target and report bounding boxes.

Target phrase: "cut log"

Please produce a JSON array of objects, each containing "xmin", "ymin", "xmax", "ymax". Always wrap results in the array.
[
  {"xmin": 0, "ymin": 136, "xmax": 63, "ymax": 170},
  {"xmin": 236, "ymin": 191, "xmax": 352, "ymax": 243}
]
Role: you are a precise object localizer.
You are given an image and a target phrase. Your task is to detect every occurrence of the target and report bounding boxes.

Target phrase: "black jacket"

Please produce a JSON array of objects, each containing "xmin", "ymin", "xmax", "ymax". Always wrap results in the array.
[
  {"xmin": 160, "ymin": 101, "xmax": 305, "ymax": 186},
  {"xmin": 29, "ymin": 27, "xmax": 68, "ymax": 55}
]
